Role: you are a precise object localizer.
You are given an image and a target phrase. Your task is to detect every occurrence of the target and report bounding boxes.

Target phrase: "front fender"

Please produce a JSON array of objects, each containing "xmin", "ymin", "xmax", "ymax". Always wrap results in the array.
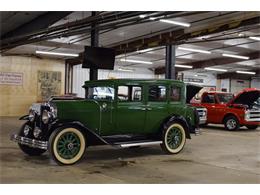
[
  {"xmin": 19, "ymin": 115, "xmax": 29, "ymax": 120},
  {"xmin": 167, "ymin": 115, "xmax": 191, "ymax": 139},
  {"xmin": 48, "ymin": 119, "xmax": 109, "ymax": 146}
]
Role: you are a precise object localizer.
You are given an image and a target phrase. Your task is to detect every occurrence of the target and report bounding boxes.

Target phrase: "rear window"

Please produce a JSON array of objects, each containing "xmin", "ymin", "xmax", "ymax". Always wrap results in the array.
[
  {"xmin": 216, "ymin": 94, "xmax": 234, "ymax": 103},
  {"xmin": 202, "ymin": 94, "xmax": 215, "ymax": 103}
]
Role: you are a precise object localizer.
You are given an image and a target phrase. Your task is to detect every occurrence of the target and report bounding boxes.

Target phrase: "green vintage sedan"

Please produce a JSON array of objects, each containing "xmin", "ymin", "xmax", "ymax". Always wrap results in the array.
[{"xmin": 11, "ymin": 79, "xmax": 202, "ymax": 165}]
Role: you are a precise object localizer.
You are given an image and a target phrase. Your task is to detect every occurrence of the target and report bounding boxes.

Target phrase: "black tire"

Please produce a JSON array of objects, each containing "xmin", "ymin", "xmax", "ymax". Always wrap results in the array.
[
  {"xmin": 48, "ymin": 126, "xmax": 86, "ymax": 165},
  {"xmin": 224, "ymin": 115, "xmax": 240, "ymax": 131},
  {"xmin": 160, "ymin": 121, "xmax": 186, "ymax": 154},
  {"xmin": 18, "ymin": 122, "xmax": 46, "ymax": 156},
  {"xmin": 246, "ymin": 125, "xmax": 258, "ymax": 130}
]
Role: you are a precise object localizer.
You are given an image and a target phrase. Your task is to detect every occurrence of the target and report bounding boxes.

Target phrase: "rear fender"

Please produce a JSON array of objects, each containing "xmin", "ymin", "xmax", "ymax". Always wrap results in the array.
[{"xmin": 163, "ymin": 115, "xmax": 191, "ymax": 139}]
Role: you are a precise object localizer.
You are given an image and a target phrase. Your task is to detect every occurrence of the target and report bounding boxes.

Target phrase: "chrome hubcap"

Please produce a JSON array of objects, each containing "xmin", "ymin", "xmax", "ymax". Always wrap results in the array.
[{"xmin": 227, "ymin": 119, "xmax": 236, "ymax": 129}]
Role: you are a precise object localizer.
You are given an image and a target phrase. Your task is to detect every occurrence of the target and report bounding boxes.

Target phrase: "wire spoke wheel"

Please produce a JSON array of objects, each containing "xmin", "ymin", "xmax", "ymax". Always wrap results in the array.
[
  {"xmin": 49, "ymin": 127, "xmax": 86, "ymax": 165},
  {"xmin": 161, "ymin": 122, "xmax": 186, "ymax": 154}
]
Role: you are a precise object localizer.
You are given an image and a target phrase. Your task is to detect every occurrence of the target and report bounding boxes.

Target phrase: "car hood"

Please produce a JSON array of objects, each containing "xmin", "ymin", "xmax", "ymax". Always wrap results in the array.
[
  {"xmin": 186, "ymin": 84, "xmax": 203, "ymax": 103},
  {"xmin": 229, "ymin": 88, "xmax": 260, "ymax": 106}
]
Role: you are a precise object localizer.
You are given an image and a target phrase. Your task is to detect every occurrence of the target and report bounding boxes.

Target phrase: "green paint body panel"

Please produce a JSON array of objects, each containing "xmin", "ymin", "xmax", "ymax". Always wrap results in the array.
[{"xmin": 53, "ymin": 79, "xmax": 197, "ymax": 136}]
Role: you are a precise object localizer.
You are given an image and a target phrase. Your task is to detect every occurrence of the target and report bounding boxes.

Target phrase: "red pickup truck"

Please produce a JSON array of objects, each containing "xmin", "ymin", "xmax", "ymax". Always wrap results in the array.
[{"xmin": 192, "ymin": 88, "xmax": 260, "ymax": 130}]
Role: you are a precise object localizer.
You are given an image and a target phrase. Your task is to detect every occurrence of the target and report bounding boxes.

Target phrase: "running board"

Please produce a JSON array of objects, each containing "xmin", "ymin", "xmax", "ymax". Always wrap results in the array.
[{"xmin": 114, "ymin": 141, "xmax": 162, "ymax": 148}]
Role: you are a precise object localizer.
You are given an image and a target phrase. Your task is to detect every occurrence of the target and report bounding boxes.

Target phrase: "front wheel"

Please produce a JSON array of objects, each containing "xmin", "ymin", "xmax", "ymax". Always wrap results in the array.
[
  {"xmin": 246, "ymin": 125, "xmax": 258, "ymax": 130},
  {"xmin": 48, "ymin": 127, "xmax": 86, "ymax": 165},
  {"xmin": 160, "ymin": 122, "xmax": 186, "ymax": 154},
  {"xmin": 224, "ymin": 115, "xmax": 240, "ymax": 131}
]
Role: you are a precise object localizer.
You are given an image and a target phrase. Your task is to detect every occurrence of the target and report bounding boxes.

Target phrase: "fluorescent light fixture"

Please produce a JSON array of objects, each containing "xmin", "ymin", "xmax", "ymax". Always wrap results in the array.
[
  {"xmin": 222, "ymin": 53, "xmax": 249, "ymax": 60},
  {"xmin": 159, "ymin": 19, "xmax": 191, "ymax": 27},
  {"xmin": 139, "ymin": 14, "xmax": 147, "ymax": 18},
  {"xmin": 236, "ymin": 70, "xmax": 256, "ymax": 75},
  {"xmin": 249, "ymin": 36, "xmax": 260, "ymax": 41},
  {"xmin": 120, "ymin": 59, "xmax": 153, "ymax": 65},
  {"xmin": 178, "ymin": 46, "xmax": 211, "ymax": 54},
  {"xmin": 36, "ymin": 50, "xmax": 79, "ymax": 57},
  {"xmin": 118, "ymin": 68, "xmax": 134, "ymax": 72},
  {"xmin": 175, "ymin": 64, "xmax": 193, "ymax": 69},
  {"xmin": 137, "ymin": 48, "xmax": 154, "ymax": 53},
  {"xmin": 204, "ymin": 67, "xmax": 227, "ymax": 72},
  {"xmin": 149, "ymin": 17, "xmax": 157, "ymax": 20}
]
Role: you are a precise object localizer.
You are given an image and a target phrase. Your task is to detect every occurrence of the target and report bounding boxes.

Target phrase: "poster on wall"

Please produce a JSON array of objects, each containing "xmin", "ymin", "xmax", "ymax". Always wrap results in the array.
[
  {"xmin": 0, "ymin": 72, "xmax": 23, "ymax": 85},
  {"xmin": 37, "ymin": 71, "xmax": 61, "ymax": 101}
]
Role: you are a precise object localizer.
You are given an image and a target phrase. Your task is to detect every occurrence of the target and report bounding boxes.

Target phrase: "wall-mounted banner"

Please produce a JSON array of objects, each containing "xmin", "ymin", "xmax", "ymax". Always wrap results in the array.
[
  {"xmin": 0, "ymin": 72, "xmax": 23, "ymax": 85},
  {"xmin": 183, "ymin": 78, "xmax": 204, "ymax": 83}
]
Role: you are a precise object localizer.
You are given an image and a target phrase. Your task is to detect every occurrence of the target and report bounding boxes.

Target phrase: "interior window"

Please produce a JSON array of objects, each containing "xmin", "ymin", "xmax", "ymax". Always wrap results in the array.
[
  {"xmin": 118, "ymin": 86, "xmax": 142, "ymax": 102},
  {"xmin": 202, "ymin": 94, "xmax": 215, "ymax": 103},
  {"xmin": 170, "ymin": 86, "xmax": 181, "ymax": 101},
  {"xmin": 148, "ymin": 85, "xmax": 166, "ymax": 101},
  {"xmin": 86, "ymin": 86, "xmax": 114, "ymax": 101}
]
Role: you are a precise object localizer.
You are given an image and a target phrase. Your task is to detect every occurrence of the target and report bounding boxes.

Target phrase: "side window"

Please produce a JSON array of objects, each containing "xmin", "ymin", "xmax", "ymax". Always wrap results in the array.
[
  {"xmin": 86, "ymin": 86, "xmax": 114, "ymax": 101},
  {"xmin": 202, "ymin": 94, "xmax": 215, "ymax": 103},
  {"xmin": 170, "ymin": 86, "xmax": 181, "ymax": 102},
  {"xmin": 118, "ymin": 86, "xmax": 129, "ymax": 101},
  {"xmin": 148, "ymin": 85, "xmax": 166, "ymax": 101},
  {"xmin": 118, "ymin": 86, "xmax": 142, "ymax": 102}
]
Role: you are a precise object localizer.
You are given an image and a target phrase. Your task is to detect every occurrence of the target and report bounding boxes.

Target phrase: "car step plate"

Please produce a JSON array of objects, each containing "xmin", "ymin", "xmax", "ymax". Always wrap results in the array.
[{"xmin": 113, "ymin": 140, "xmax": 162, "ymax": 148}]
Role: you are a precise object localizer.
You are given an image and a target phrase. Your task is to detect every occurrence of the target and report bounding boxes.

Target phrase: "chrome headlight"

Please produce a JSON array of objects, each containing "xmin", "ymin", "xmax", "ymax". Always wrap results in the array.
[
  {"xmin": 42, "ymin": 110, "xmax": 50, "ymax": 124},
  {"xmin": 28, "ymin": 109, "xmax": 35, "ymax": 122},
  {"xmin": 23, "ymin": 125, "xmax": 31, "ymax": 136},
  {"xmin": 33, "ymin": 127, "xmax": 42, "ymax": 138}
]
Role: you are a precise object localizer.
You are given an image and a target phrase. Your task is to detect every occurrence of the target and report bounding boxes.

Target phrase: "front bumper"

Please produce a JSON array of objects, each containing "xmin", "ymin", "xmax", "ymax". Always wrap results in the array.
[{"xmin": 10, "ymin": 134, "xmax": 48, "ymax": 150}]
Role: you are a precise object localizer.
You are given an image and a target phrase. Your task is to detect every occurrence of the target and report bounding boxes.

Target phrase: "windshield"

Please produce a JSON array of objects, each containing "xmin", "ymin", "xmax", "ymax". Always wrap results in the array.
[
  {"xmin": 216, "ymin": 93, "xmax": 234, "ymax": 103},
  {"xmin": 85, "ymin": 86, "xmax": 114, "ymax": 101}
]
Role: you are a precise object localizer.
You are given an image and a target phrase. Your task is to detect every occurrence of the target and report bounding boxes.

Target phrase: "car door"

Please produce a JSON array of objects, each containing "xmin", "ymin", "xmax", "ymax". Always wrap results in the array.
[
  {"xmin": 115, "ymin": 85, "xmax": 146, "ymax": 134},
  {"xmin": 201, "ymin": 93, "xmax": 219, "ymax": 123},
  {"xmin": 144, "ymin": 84, "xmax": 169, "ymax": 134}
]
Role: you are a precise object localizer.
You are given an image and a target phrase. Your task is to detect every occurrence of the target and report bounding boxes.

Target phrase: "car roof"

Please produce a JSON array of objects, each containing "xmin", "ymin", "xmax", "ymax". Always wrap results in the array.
[{"xmin": 82, "ymin": 79, "xmax": 184, "ymax": 88}]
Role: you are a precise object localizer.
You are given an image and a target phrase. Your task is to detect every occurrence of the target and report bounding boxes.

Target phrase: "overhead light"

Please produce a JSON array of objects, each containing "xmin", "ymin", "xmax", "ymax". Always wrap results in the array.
[
  {"xmin": 139, "ymin": 14, "xmax": 147, "ymax": 18},
  {"xmin": 159, "ymin": 19, "xmax": 191, "ymax": 27},
  {"xmin": 249, "ymin": 36, "xmax": 260, "ymax": 41},
  {"xmin": 137, "ymin": 48, "xmax": 154, "ymax": 53},
  {"xmin": 36, "ymin": 50, "xmax": 79, "ymax": 57},
  {"xmin": 204, "ymin": 67, "xmax": 227, "ymax": 72},
  {"xmin": 149, "ymin": 17, "xmax": 157, "ymax": 21},
  {"xmin": 175, "ymin": 64, "xmax": 193, "ymax": 69},
  {"xmin": 178, "ymin": 46, "xmax": 211, "ymax": 54},
  {"xmin": 236, "ymin": 70, "xmax": 256, "ymax": 75},
  {"xmin": 222, "ymin": 53, "xmax": 249, "ymax": 60},
  {"xmin": 118, "ymin": 68, "xmax": 134, "ymax": 72},
  {"xmin": 120, "ymin": 59, "xmax": 153, "ymax": 65}
]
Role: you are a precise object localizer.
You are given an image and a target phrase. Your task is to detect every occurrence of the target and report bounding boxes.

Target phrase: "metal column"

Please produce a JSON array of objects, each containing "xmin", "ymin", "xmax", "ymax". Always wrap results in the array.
[
  {"xmin": 89, "ymin": 11, "xmax": 99, "ymax": 81},
  {"xmin": 165, "ymin": 45, "xmax": 176, "ymax": 79}
]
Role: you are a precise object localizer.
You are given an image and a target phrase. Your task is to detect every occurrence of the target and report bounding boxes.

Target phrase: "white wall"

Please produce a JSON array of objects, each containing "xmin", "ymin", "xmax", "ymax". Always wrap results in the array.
[{"xmin": 72, "ymin": 65, "xmax": 155, "ymax": 97}]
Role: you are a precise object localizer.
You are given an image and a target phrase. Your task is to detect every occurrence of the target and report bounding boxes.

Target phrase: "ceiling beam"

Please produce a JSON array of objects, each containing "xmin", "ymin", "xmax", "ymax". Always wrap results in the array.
[
  {"xmin": 154, "ymin": 51, "xmax": 260, "ymax": 74},
  {"xmin": 66, "ymin": 15, "xmax": 260, "ymax": 66},
  {"xmin": 217, "ymin": 68, "xmax": 260, "ymax": 80},
  {"xmin": 1, "ymin": 12, "xmax": 72, "ymax": 40}
]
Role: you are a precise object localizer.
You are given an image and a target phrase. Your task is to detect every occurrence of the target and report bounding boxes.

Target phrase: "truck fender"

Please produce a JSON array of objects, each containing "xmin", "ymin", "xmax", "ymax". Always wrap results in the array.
[
  {"xmin": 222, "ymin": 112, "xmax": 241, "ymax": 124},
  {"xmin": 164, "ymin": 115, "xmax": 191, "ymax": 139},
  {"xmin": 48, "ymin": 120, "xmax": 109, "ymax": 146}
]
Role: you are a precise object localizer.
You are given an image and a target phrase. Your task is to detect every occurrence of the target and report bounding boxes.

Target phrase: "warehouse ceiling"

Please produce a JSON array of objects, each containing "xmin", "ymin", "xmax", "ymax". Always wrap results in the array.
[{"xmin": 0, "ymin": 11, "xmax": 259, "ymax": 77}]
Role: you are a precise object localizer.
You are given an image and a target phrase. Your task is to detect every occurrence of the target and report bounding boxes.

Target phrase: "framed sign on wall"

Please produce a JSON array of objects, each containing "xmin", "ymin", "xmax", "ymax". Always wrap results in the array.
[
  {"xmin": 0, "ymin": 72, "xmax": 23, "ymax": 85},
  {"xmin": 37, "ymin": 71, "xmax": 61, "ymax": 101}
]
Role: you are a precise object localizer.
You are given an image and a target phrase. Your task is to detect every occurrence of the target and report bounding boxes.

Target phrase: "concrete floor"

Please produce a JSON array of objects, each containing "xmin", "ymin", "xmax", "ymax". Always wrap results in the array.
[{"xmin": 0, "ymin": 117, "xmax": 259, "ymax": 183}]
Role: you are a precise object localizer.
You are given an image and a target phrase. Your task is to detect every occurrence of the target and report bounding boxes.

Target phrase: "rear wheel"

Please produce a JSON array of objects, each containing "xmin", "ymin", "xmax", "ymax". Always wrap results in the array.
[
  {"xmin": 161, "ymin": 122, "xmax": 186, "ymax": 154},
  {"xmin": 18, "ymin": 122, "xmax": 46, "ymax": 156},
  {"xmin": 246, "ymin": 125, "xmax": 258, "ymax": 130},
  {"xmin": 49, "ymin": 127, "xmax": 86, "ymax": 165},
  {"xmin": 224, "ymin": 115, "xmax": 240, "ymax": 131}
]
